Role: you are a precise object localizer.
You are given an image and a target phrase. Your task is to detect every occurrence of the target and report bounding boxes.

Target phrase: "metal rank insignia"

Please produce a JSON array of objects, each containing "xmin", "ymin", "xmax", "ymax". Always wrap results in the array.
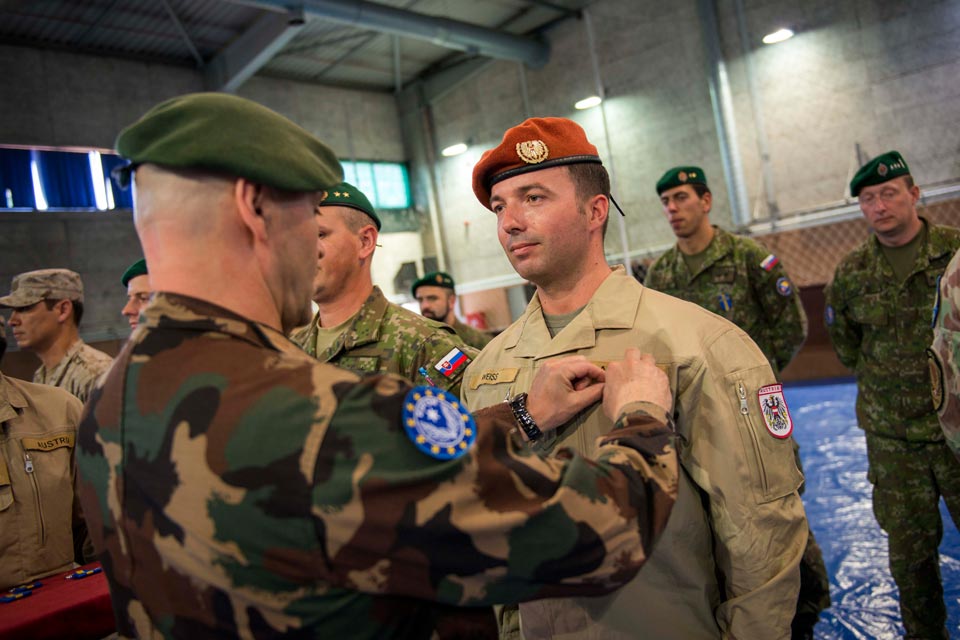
[{"xmin": 402, "ymin": 386, "xmax": 476, "ymax": 460}]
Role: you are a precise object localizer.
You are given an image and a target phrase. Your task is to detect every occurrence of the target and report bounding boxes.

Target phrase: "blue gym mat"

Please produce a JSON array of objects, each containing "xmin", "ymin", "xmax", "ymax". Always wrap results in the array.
[{"xmin": 785, "ymin": 380, "xmax": 960, "ymax": 639}]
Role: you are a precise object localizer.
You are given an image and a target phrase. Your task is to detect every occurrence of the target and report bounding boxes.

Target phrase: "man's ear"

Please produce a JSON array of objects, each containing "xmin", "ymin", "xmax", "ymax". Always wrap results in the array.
[
  {"xmin": 357, "ymin": 225, "xmax": 378, "ymax": 260},
  {"xmin": 587, "ymin": 193, "xmax": 609, "ymax": 231},
  {"xmin": 56, "ymin": 300, "xmax": 72, "ymax": 324},
  {"xmin": 701, "ymin": 190, "xmax": 713, "ymax": 214},
  {"xmin": 234, "ymin": 178, "xmax": 269, "ymax": 242}
]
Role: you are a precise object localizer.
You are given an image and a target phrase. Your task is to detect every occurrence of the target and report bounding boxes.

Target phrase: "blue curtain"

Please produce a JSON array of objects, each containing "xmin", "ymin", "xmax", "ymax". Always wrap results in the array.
[
  {"xmin": 36, "ymin": 150, "xmax": 96, "ymax": 208},
  {"xmin": 100, "ymin": 153, "xmax": 134, "ymax": 210},
  {"xmin": 0, "ymin": 148, "xmax": 36, "ymax": 208}
]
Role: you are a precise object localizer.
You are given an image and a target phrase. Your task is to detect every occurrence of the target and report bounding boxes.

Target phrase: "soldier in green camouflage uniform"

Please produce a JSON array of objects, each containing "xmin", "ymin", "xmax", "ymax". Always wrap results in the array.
[
  {"xmin": 930, "ymin": 248, "xmax": 960, "ymax": 460},
  {"xmin": 646, "ymin": 166, "xmax": 827, "ymax": 639},
  {"xmin": 1, "ymin": 269, "xmax": 112, "ymax": 403},
  {"xmin": 413, "ymin": 271, "xmax": 493, "ymax": 350},
  {"xmin": 825, "ymin": 151, "xmax": 960, "ymax": 639},
  {"xmin": 76, "ymin": 93, "xmax": 679, "ymax": 639},
  {"xmin": 291, "ymin": 183, "xmax": 476, "ymax": 397}
]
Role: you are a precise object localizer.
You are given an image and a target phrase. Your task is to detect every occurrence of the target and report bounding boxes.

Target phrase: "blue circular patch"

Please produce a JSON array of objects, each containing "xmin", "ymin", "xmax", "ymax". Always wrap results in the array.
[
  {"xmin": 776, "ymin": 277, "xmax": 793, "ymax": 297},
  {"xmin": 824, "ymin": 305, "xmax": 835, "ymax": 326},
  {"xmin": 402, "ymin": 386, "xmax": 476, "ymax": 460}
]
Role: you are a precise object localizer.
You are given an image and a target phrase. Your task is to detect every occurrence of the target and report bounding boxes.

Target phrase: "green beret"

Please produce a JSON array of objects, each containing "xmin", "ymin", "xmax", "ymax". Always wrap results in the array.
[
  {"xmin": 412, "ymin": 271, "xmax": 455, "ymax": 297},
  {"xmin": 656, "ymin": 166, "xmax": 708, "ymax": 195},
  {"xmin": 115, "ymin": 92, "xmax": 342, "ymax": 193},
  {"xmin": 850, "ymin": 151, "xmax": 911, "ymax": 197},
  {"xmin": 320, "ymin": 182, "xmax": 381, "ymax": 230},
  {"xmin": 121, "ymin": 259, "xmax": 148, "ymax": 287}
]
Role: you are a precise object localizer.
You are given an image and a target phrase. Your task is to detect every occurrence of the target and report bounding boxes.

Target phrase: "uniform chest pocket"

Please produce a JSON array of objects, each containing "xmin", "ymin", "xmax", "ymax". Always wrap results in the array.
[
  {"xmin": 339, "ymin": 356, "xmax": 380, "ymax": 374},
  {"xmin": 711, "ymin": 266, "xmax": 736, "ymax": 284},
  {"xmin": 849, "ymin": 294, "xmax": 888, "ymax": 326}
]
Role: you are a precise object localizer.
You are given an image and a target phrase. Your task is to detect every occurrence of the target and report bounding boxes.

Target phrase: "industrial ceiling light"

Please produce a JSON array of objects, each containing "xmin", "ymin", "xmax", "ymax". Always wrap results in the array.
[
  {"xmin": 762, "ymin": 28, "xmax": 794, "ymax": 44},
  {"xmin": 575, "ymin": 95, "xmax": 602, "ymax": 110},
  {"xmin": 441, "ymin": 142, "xmax": 468, "ymax": 157}
]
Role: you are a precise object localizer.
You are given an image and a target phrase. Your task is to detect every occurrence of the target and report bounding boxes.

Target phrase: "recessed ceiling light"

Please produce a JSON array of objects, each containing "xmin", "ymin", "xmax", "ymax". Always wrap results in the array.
[
  {"xmin": 575, "ymin": 95, "xmax": 602, "ymax": 110},
  {"xmin": 762, "ymin": 28, "xmax": 794, "ymax": 44},
  {"xmin": 441, "ymin": 143, "xmax": 468, "ymax": 157}
]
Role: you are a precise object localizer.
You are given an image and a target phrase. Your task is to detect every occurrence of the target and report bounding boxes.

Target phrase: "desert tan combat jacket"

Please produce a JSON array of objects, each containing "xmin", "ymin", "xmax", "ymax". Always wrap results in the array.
[
  {"xmin": 0, "ymin": 374, "xmax": 86, "ymax": 589},
  {"xmin": 33, "ymin": 338, "xmax": 113, "ymax": 403},
  {"xmin": 462, "ymin": 266, "xmax": 807, "ymax": 640},
  {"xmin": 826, "ymin": 219, "xmax": 960, "ymax": 441}
]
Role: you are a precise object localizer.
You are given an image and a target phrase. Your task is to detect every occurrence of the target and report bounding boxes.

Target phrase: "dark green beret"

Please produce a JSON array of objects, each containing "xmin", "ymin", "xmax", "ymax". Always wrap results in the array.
[
  {"xmin": 656, "ymin": 166, "xmax": 708, "ymax": 195},
  {"xmin": 319, "ymin": 181, "xmax": 381, "ymax": 230},
  {"xmin": 850, "ymin": 151, "xmax": 911, "ymax": 197},
  {"xmin": 121, "ymin": 258, "xmax": 148, "ymax": 287},
  {"xmin": 115, "ymin": 92, "xmax": 342, "ymax": 192},
  {"xmin": 412, "ymin": 271, "xmax": 455, "ymax": 297}
]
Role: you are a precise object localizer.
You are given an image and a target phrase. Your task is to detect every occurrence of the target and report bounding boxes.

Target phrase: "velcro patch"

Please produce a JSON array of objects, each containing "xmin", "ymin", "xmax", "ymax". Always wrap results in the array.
[
  {"xmin": 434, "ymin": 347, "xmax": 469, "ymax": 378},
  {"xmin": 758, "ymin": 383, "xmax": 793, "ymax": 438},
  {"xmin": 21, "ymin": 433, "xmax": 75, "ymax": 452},
  {"xmin": 469, "ymin": 367, "xmax": 519, "ymax": 390},
  {"xmin": 403, "ymin": 386, "xmax": 476, "ymax": 460}
]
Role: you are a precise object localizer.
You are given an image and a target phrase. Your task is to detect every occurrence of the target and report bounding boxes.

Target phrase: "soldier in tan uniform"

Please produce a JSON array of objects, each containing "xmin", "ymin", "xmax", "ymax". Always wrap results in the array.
[
  {"xmin": 291, "ymin": 182, "xmax": 475, "ymax": 396},
  {"xmin": 1, "ymin": 269, "xmax": 112, "ymax": 403},
  {"xmin": 413, "ymin": 271, "xmax": 492, "ymax": 350},
  {"xmin": 463, "ymin": 117, "xmax": 807, "ymax": 640},
  {"xmin": 120, "ymin": 258, "xmax": 151, "ymax": 332},
  {"xmin": 0, "ymin": 315, "xmax": 92, "ymax": 590}
]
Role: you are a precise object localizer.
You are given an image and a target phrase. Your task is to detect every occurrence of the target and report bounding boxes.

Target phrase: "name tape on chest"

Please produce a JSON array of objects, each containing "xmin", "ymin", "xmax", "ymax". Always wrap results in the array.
[
  {"xmin": 757, "ymin": 383, "xmax": 793, "ymax": 438},
  {"xmin": 403, "ymin": 386, "xmax": 476, "ymax": 460},
  {"xmin": 21, "ymin": 433, "xmax": 76, "ymax": 452},
  {"xmin": 469, "ymin": 367, "xmax": 519, "ymax": 390}
]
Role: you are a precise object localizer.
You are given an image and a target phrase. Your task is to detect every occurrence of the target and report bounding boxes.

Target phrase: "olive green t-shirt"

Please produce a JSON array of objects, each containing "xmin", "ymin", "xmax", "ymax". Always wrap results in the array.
[
  {"xmin": 880, "ymin": 224, "xmax": 926, "ymax": 283},
  {"xmin": 681, "ymin": 247, "xmax": 710, "ymax": 276},
  {"xmin": 311, "ymin": 314, "xmax": 355, "ymax": 355},
  {"xmin": 544, "ymin": 306, "xmax": 586, "ymax": 339}
]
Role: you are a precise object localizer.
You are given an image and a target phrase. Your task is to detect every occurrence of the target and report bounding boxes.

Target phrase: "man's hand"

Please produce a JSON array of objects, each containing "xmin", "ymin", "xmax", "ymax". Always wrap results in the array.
[
  {"xmin": 603, "ymin": 349, "xmax": 672, "ymax": 421},
  {"xmin": 526, "ymin": 356, "xmax": 605, "ymax": 431}
]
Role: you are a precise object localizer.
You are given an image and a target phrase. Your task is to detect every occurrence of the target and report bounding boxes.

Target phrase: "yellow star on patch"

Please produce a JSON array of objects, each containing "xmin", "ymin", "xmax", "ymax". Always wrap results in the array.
[
  {"xmin": 333, "ymin": 191, "xmax": 341, "ymax": 197},
  {"xmin": 342, "ymin": 192, "xmax": 351, "ymax": 198}
]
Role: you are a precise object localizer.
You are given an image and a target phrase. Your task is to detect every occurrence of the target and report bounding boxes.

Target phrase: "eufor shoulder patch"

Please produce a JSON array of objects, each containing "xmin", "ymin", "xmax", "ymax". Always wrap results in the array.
[
  {"xmin": 825, "ymin": 305, "xmax": 835, "ymax": 326},
  {"xmin": 403, "ymin": 386, "xmax": 476, "ymax": 460},
  {"xmin": 758, "ymin": 383, "xmax": 793, "ymax": 439},
  {"xmin": 776, "ymin": 277, "xmax": 793, "ymax": 297}
]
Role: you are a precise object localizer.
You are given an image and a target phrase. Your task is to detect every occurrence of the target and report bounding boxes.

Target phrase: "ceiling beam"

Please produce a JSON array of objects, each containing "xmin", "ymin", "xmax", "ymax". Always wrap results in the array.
[
  {"xmin": 205, "ymin": 9, "xmax": 306, "ymax": 92},
  {"xmin": 159, "ymin": 0, "xmax": 204, "ymax": 67},
  {"xmin": 239, "ymin": 0, "xmax": 550, "ymax": 68}
]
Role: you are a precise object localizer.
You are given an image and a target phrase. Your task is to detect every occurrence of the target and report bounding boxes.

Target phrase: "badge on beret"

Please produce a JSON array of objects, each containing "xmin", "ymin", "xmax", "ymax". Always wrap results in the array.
[
  {"xmin": 758, "ymin": 383, "xmax": 793, "ymax": 438},
  {"xmin": 403, "ymin": 386, "xmax": 476, "ymax": 460},
  {"xmin": 878, "ymin": 163, "xmax": 888, "ymax": 177},
  {"xmin": 516, "ymin": 140, "xmax": 549, "ymax": 164},
  {"xmin": 776, "ymin": 277, "xmax": 793, "ymax": 297},
  {"xmin": 678, "ymin": 171, "xmax": 688, "ymax": 183},
  {"xmin": 825, "ymin": 305, "xmax": 835, "ymax": 326}
]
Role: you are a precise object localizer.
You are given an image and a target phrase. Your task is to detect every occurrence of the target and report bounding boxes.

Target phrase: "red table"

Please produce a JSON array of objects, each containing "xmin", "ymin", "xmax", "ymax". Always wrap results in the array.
[{"xmin": 0, "ymin": 562, "xmax": 115, "ymax": 639}]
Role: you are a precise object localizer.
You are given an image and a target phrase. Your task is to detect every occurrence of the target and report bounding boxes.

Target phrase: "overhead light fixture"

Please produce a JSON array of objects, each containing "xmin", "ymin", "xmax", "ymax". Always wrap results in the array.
[
  {"xmin": 441, "ymin": 143, "xmax": 468, "ymax": 157},
  {"xmin": 575, "ymin": 95, "xmax": 602, "ymax": 110},
  {"xmin": 762, "ymin": 28, "xmax": 794, "ymax": 44}
]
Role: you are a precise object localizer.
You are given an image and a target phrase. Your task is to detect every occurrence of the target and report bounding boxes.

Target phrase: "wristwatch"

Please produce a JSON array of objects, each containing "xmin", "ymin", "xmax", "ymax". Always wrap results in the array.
[{"xmin": 508, "ymin": 392, "xmax": 542, "ymax": 442}]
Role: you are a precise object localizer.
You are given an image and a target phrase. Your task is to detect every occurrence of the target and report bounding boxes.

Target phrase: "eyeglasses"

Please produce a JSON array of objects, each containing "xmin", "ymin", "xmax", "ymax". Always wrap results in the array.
[{"xmin": 858, "ymin": 189, "xmax": 901, "ymax": 207}]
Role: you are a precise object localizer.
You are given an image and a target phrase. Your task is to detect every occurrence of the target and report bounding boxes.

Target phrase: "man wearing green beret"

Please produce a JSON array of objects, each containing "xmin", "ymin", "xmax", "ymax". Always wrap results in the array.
[
  {"xmin": 120, "ymin": 258, "xmax": 151, "ymax": 332},
  {"xmin": 645, "ymin": 166, "xmax": 828, "ymax": 637},
  {"xmin": 825, "ymin": 150, "xmax": 960, "ymax": 639},
  {"xmin": 1, "ymin": 268, "xmax": 113, "ymax": 403},
  {"xmin": 291, "ymin": 182, "xmax": 478, "ymax": 397},
  {"xmin": 412, "ymin": 271, "xmax": 492, "ymax": 350},
  {"xmin": 75, "ymin": 93, "xmax": 681, "ymax": 639}
]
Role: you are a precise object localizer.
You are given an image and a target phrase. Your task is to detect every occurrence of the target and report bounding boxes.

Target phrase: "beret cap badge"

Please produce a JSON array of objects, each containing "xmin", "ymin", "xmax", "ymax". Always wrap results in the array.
[
  {"xmin": 516, "ymin": 140, "xmax": 549, "ymax": 164},
  {"xmin": 878, "ymin": 163, "xmax": 888, "ymax": 177},
  {"xmin": 678, "ymin": 171, "xmax": 688, "ymax": 182}
]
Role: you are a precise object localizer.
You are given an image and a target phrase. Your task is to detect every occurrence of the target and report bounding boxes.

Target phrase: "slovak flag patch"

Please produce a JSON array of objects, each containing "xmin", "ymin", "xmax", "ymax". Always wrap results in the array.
[
  {"xmin": 758, "ymin": 383, "xmax": 793, "ymax": 439},
  {"xmin": 434, "ymin": 347, "xmax": 469, "ymax": 378},
  {"xmin": 760, "ymin": 254, "xmax": 779, "ymax": 271}
]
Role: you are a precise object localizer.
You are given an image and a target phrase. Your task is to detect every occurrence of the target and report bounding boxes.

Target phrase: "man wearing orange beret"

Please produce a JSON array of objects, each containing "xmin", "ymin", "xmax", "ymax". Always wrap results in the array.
[{"xmin": 462, "ymin": 117, "xmax": 807, "ymax": 640}]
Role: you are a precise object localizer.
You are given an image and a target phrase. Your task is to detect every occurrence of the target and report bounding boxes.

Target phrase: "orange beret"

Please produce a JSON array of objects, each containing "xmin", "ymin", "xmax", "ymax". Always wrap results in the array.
[{"xmin": 472, "ymin": 117, "xmax": 602, "ymax": 210}]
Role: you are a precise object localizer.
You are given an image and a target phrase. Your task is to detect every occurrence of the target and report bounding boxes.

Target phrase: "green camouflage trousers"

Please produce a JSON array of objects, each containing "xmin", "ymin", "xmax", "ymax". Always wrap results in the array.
[{"xmin": 865, "ymin": 433, "xmax": 960, "ymax": 640}]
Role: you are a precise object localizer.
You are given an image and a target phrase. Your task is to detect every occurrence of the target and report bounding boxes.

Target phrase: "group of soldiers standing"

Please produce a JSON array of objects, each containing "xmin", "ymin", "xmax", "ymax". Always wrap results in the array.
[{"xmin": 0, "ymin": 90, "xmax": 958, "ymax": 640}]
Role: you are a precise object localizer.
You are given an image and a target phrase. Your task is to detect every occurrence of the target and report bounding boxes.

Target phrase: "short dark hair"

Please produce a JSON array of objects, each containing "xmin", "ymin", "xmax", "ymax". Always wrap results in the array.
[
  {"xmin": 567, "ymin": 163, "xmax": 611, "ymax": 238},
  {"xmin": 692, "ymin": 184, "xmax": 711, "ymax": 198},
  {"xmin": 43, "ymin": 299, "xmax": 83, "ymax": 327},
  {"xmin": 903, "ymin": 175, "xmax": 915, "ymax": 190}
]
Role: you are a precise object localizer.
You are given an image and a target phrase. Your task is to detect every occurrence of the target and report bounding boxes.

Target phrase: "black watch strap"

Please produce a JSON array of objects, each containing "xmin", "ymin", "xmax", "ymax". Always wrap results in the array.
[{"xmin": 508, "ymin": 392, "xmax": 542, "ymax": 442}]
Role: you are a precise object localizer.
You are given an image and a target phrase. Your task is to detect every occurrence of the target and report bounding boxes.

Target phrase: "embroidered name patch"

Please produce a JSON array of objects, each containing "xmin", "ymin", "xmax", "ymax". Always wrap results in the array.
[
  {"xmin": 758, "ymin": 383, "xmax": 793, "ymax": 438},
  {"xmin": 22, "ymin": 433, "xmax": 75, "ymax": 452},
  {"xmin": 403, "ymin": 386, "xmax": 476, "ymax": 460},
  {"xmin": 469, "ymin": 367, "xmax": 519, "ymax": 390}
]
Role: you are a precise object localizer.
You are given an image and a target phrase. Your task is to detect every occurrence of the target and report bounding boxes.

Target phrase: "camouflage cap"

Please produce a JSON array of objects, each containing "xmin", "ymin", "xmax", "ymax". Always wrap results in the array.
[
  {"xmin": 0, "ymin": 269, "xmax": 84, "ymax": 308},
  {"xmin": 114, "ymin": 92, "xmax": 343, "ymax": 193},
  {"xmin": 472, "ymin": 117, "xmax": 602, "ymax": 209},
  {"xmin": 320, "ymin": 181, "xmax": 381, "ymax": 230},
  {"xmin": 121, "ymin": 258, "xmax": 148, "ymax": 287},
  {"xmin": 656, "ymin": 166, "xmax": 708, "ymax": 195},
  {"xmin": 411, "ymin": 271, "xmax": 455, "ymax": 297},
  {"xmin": 850, "ymin": 151, "xmax": 911, "ymax": 197}
]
